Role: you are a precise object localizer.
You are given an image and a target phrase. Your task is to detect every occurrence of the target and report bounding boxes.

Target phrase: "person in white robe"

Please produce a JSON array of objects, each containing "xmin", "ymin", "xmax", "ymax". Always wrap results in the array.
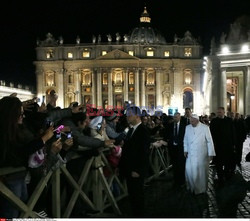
[{"xmin": 184, "ymin": 114, "xmax": 216, "ymax": 194}]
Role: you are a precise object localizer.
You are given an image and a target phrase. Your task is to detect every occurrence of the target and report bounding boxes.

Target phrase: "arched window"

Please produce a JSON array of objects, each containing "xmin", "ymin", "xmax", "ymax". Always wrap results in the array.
[
  {"xmin": 45, "ymin": 71, "xmax": 55, "ymax": 86},
  {"xmin": 183, "ymin": 89, "xmax": 193, "ymax": 109},
  {"xmin": 103, "ymin": 73, "xmax": 108, "ymax": 85},
  {"xmin": 129, "ymin": 72, "xmax": 134, "ymax": 84},
  {"xmin": 147, "ymin": 71, "xmax": 155, "ymax": 85},
  {"xmin": 115, "ymin": 72, "xmax": 122, "ymax": 83},
  {"xmin": 82, "ymin": 71, "xmax": 91, "ymax": 86},
  {"xmin": 184, "ymin": 69, "xmax": 192, "ymax": 84}
]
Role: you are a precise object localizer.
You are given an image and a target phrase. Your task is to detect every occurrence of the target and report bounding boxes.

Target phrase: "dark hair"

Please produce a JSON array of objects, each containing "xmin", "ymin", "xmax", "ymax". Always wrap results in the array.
[
  {"xmin": 218, "ymin": 107, "xmax": 225, "ymax": 111},
  {"xmin": 126, "ymin": 106, "xmax": 141, "ymax": 116},
  {"xmin": 0, "ymin": 96, "xmax": 22, "ymax": 162},
  {"xmin": 72, "ymin": 112, "xmax": 87, "ymax": 126}
]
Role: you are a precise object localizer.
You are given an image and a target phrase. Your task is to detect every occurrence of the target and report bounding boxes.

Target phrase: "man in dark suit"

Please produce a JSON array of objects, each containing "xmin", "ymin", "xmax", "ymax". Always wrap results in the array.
[
  {"xmin": 210, "ymin": 107, "xmax": 236, "ymax": 185},
  {"xmin": 181, "ymin": 107, "xmax": 192, "ymax": 126},
  {"xmin": 119, "ymin": 106, "xmax": 151, "ymax": 217},
  {"xmin": 233, "ymin": 112, "xmax": 247, "ymax": 168},
  {"xmin": 165, "ymin": 112, "xmax": 186, "ymax": 187}
]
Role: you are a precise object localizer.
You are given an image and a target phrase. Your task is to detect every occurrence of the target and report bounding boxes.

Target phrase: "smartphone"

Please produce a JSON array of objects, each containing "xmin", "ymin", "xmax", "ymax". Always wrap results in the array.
[
  {"xmin": 67, "ymin": 132, "xmax": 72, "ymax": 139},
  {"xmin": 56, "ymin": 133, "xmax": 61, "ymax": 139}
]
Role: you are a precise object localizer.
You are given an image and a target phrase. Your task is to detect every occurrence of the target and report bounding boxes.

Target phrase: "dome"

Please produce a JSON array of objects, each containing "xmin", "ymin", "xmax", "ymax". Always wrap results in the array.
[{"xmin": 128, "ymin": 7, "xmax": 166, "ymax": 44}]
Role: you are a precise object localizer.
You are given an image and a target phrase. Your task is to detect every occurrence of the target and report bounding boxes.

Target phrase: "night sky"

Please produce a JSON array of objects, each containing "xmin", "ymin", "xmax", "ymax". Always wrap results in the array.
[{"xmin": 0, "ymin": 0, "xmax": 249, "ymax": 89}]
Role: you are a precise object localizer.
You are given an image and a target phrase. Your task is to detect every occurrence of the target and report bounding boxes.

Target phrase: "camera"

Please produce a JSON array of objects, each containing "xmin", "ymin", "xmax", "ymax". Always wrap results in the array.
[{"xmin": 56, "ymin": 133, "xmax": 61, "ymax": 139}]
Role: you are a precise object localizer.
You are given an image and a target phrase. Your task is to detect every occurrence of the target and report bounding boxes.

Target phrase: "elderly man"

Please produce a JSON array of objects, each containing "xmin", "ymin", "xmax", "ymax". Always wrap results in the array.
[{"xmin": 184, "ymin": 114, "xmax": 216, "ymax": 195}]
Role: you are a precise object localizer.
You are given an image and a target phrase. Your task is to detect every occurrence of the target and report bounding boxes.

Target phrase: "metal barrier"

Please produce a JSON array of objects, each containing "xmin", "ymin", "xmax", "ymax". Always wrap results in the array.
[
  {"xmin": 145, "ymin": 138, "xmax": 172, "ymax": 183},
  {"xmin": 0, "ymin": 139, "xmax": 171, "ymax": 218},
  {"xmin": 0, "ymin": 147, "xmax": 128, "ymax": 218}
]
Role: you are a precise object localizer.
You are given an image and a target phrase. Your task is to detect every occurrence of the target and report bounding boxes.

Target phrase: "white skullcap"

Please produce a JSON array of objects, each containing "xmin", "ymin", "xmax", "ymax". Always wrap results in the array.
[
  {"xmin": 89, "ymin": 116, "xmax": 103, "ymax": 129},
  {"xmin": 191, "ymin": 114, "xmax": 199, "ymax": 120}
]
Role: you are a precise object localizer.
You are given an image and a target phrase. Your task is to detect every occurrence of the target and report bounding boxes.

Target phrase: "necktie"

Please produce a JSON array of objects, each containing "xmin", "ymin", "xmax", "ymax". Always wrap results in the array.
[
  {"xmin": 187, "ymin": 118, "xmax": 190, "ymax": 125},
  {"xmin": 126, "ymin": 127, "xmax": 134, "ymax": 140}
]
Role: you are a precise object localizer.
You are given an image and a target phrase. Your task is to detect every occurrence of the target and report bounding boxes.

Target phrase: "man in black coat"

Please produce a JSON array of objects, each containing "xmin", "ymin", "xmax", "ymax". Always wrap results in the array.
[
  {"xmin": 119, "ymin": 106, "xmax": 151, "ymax": 217},
  {"xmin": 210, "ymin": 107, "xmax": 236, "ymax": 185},
  {"xmin": 181, "ymin": 107, "xmax": 192, "ymax": 126},
  {"xmin": 233, "ymin": 113, "xmax": 247, "ymax": 168},
  {"xmin": 164, "ymin": 112, "xmax": 186, "ymax": 187}
]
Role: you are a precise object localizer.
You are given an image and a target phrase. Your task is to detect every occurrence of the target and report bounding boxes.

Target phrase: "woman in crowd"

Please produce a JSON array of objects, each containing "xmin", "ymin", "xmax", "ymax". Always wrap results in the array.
[{"xmin": 0, "ymin": 96, "xmax": 54, "ymax": 218}]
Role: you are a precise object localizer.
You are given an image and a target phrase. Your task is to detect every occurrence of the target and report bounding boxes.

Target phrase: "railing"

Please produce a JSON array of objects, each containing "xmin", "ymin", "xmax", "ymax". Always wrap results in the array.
[
  {"xmin": 146, "ymin": 137, "xmax": 172, "ymax": 183},
  {"xmin": 0, "ymin": 140, "xmax": 171, "ymax": 218},
  {"xmin": 0, "ymin": 148, "xmax": 127, "ymax": 218}
]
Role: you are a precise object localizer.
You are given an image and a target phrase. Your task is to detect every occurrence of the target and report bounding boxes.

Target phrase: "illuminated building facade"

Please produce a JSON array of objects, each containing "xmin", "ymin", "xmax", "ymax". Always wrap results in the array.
[
  {"xmin": 0, "ymin": 80, "xmax": 34, "ymax": 101},
  {"xmin": 203, "ymin": 16, "xmax": 250, "ymax": 116},
  {"xmin": 34, "ymin": 7, "xmax": 203, "ymax": 115}
]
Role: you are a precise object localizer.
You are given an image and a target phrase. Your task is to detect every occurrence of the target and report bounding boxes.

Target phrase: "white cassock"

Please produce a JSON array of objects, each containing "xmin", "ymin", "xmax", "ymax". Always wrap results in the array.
[{"xmin": 184, "ymin": 122, "xmax": 216, "ymax": 194}]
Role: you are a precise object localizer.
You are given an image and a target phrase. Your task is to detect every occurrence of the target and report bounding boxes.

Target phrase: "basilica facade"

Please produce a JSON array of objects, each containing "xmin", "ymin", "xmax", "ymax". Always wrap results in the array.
[{"xmin": 34, "ymin": 7, "xmax": 203, "ymax": 115}]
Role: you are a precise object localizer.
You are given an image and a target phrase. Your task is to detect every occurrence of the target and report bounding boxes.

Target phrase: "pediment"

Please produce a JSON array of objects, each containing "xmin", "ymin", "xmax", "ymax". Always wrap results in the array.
[{"xmin": 96, "ymin": 49, "xmax": 139, "ymax": 60}]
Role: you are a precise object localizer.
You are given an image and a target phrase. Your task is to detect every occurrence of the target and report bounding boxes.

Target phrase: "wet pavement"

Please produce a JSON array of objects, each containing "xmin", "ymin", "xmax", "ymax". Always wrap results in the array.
[{"xmin": 105, "ymin": 136, "xmax": 250, "ymax": 218}]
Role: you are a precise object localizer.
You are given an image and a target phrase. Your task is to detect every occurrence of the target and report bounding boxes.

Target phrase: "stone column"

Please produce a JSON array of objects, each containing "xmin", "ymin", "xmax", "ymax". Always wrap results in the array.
[
  {"xmin": 57, "ymin": 69, "xmax": 64, "ymax": 108},
  {"xmin": 123, "ymin": 68, "xmax": 128, "ymax": 102},
  {"xmin": 245, "ymin": 66, "xmax": 250, "ymax": 115},
  {"xmin": 36, "ymin": 69, "xmax": 43, "ymax": 98},
  {"xmin": 155, "ymin": 68, "xmax": 162, "ymax": 108},
  {"xmin": 220, "ymin": 68, "xmax": 227, "ymax": 109},
  {"xmin": 209, "ymin": 56, "xmax": 221, "ymax": 113},
  {"xmin": 75, "ymin": 70, "xmax": 81, "ymax": 103},
  {"xmin": 140, "ymin": 69, "xmax": 146, "ymax": 108},
  {"xmin": 108, "ymin": 69, "xmax": 113, "ymax": 108},
  {"xmin": 134, "ymin": 68, "xmax": 140, "ymax": 106},
  {"xmin": 238, "ymin": 69, "xmax": 244, "ymax": 114},
  {"xmin": 96, "ymin": 68, "xmax": 102, "ymax": 108},
  {"xmin": 91, "ymin": 69, "xmax": 96, "ymax": 107}
]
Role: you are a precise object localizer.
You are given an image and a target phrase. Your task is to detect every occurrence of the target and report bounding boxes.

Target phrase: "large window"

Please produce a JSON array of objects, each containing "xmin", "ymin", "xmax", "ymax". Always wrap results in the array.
[
  {"xmin": 103, "ymin": 73, "xmax": 108, "ymax": 85},
  {"xmin": 129, "ymin": 72, "xmax": 134, "ymax": 84},
  {"xmin": 146, "ymin": 51, "xmax": 154, "ymax": 57},
  {"xmin": 128, "ymin": 51, "xmax": 134, "ymax": 56},
  {"xmin": 82, "ymin": 51, "xmax": 90, "ymax": 58},
  {"xmin": 183, "ymin": 89, "xmax": 193, "ymax": 109},
  {"xmin": 67, "ymin": 52, "xmax": 73, "ymax": 58},
  {"xmin": 81, "ymin": 70, "xmax": 91, "ymax": 86},
  {"xmin": 184, "ymin": 69, "xmax": 192, "ymax": 84},
  {"xmin": 184, "ymin": 48, "xmax": 192, "ymax": 57},
  {"xmin": 45, "ymin": 71, "xmax": 55, "ymax": 86},
  {"xmin": 46, "ymin": 50, "xmax": 54, "ymax": 59},
  {"xmin": 164, "ymin": 51, "xmax": 170, "ymax": 57},
  {"xmin": 146, "ymin": 70, "xmax": 155, "ymax": 85}
]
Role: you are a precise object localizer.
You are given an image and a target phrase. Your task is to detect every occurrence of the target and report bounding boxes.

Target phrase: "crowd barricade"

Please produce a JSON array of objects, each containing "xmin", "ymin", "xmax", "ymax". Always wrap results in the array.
[
  {"xmin": 0, "ymin": 147, "xmax": 128, "ymax": 218},
  {"xmin": 146, "ymin": 137, "xmax": 172, "ymax": 183}
]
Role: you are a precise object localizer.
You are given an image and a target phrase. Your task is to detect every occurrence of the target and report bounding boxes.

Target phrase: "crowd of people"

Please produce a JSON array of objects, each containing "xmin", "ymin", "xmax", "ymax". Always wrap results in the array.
[{"xmin": 0, "ymin": 93, "xmax": 250, "ymax": 218}]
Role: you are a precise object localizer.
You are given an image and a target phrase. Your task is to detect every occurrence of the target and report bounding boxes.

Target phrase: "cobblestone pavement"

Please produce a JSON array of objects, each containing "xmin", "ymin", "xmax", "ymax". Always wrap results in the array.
[{"xmin": 113, "ymin": 136, "xmax": 250, "ymax": 218}]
